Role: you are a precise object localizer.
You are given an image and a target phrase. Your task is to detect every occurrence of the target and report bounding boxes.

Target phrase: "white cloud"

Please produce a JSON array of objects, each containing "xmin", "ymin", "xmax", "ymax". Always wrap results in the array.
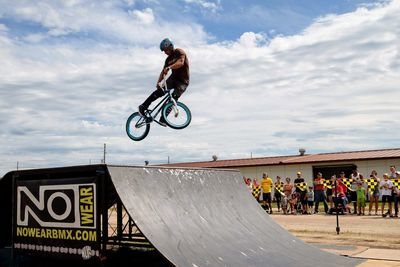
[
  {"xmin": 0, "ymin": 1, "xmax": 399, "ymax": 175},
  {"xmin": 236, "ymin": 32, "xmax": 267, "ymax": 47},
  {"xmin": 1, "ymin": 1, "xmax": 208, "ymax": 45},
  {"xmin": 129, "ymin": 8, "xmax": 154, "ymax": 24},
  {"xmin": 184, "ymin": 0, "xmax": 221, "ymax": 13}
]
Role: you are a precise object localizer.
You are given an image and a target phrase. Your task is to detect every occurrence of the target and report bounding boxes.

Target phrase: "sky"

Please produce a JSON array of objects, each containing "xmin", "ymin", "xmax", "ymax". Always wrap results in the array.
[{"xmin": 0, "ymin": 0, "xmax": 399, "ymax": 175}]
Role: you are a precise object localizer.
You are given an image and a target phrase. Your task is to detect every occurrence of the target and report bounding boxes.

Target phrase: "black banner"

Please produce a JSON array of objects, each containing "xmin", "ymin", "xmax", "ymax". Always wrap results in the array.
[{"xmin": 13, "ymin": 177, "xmax": 100, "ymax": 260}]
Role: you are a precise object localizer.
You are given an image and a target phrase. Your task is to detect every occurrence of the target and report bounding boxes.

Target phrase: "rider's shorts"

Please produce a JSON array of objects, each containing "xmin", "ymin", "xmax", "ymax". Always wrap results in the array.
[{"xmin": 167, "ymin": 79, "xmax": 188, "ymax": 100}]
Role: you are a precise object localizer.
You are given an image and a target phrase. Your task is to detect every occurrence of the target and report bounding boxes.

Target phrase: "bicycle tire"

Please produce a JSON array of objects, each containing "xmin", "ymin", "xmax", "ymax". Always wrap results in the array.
[
  {"xmin": 126, "ymin": 112, "xmax": 150, "ymax": 141},
  {"xmin": 162, "ymin": 102, "xmax": 191, "ymax": 129}
]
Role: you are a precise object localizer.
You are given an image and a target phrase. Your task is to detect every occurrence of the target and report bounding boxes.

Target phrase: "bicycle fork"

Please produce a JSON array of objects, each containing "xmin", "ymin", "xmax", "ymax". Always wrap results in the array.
[{"xmin": 170, "ymin": 98, "xmax": 179, "ymax": 117}]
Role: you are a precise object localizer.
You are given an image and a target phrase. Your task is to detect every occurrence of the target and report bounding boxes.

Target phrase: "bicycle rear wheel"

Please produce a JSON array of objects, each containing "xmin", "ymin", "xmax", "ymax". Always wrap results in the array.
[
  {"xmin": 126, "ymin": 112, "xmax": 150, "ymax": 141},
  {"xmin": 162, "ymin": 102, "xmax": 191, "ymax": 129}
]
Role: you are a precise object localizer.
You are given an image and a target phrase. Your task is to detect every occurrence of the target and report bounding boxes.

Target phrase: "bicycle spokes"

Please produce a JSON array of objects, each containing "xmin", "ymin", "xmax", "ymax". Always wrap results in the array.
[
  {"xmin": 126, "ymin": 112, "xmax": 150, "ymax": 141},
  {"xmin": 162, "ymin": 102, "xmax": 191, "ymax": 129}
]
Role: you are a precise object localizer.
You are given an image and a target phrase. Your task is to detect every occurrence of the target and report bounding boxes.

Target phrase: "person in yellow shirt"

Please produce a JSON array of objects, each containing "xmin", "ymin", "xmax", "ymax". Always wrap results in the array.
[{"xmin": 261, "ymin": 173, "xmax": 274, "ymax": 213}]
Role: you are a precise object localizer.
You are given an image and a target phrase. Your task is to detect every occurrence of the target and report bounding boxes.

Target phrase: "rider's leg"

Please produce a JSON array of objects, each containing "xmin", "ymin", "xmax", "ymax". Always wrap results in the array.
[
  {"xmin": 139, "ymin": 88, "xmax": 165, "ymax": 115},
  {"xmin": 162, "ymin": 80, "xmax": 188, "ymax": 119}
]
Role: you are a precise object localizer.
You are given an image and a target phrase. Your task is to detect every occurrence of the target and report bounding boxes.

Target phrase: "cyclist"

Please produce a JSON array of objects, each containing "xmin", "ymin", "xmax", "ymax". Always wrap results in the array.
[{"xmin": 138, "ymin": 38, "xmax": 190, "ymax": 126}]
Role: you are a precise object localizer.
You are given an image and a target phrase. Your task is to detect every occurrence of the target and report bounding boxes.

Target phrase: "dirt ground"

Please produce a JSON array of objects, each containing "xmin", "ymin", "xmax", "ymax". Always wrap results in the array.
[{"xmin": 270, "ymin": 212, "xmax": 400, "ymax": 249}]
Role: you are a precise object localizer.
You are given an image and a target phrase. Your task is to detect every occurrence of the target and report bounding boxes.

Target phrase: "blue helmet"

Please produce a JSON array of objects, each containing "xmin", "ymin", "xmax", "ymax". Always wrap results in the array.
[{"xmin": 160, "ymin": 38, "xmax": 173, "ymax": 51}]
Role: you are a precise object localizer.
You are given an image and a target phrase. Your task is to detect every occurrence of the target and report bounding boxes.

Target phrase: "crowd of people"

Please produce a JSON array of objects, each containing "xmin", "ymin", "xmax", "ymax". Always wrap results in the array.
[{"xmin": 243, "ymin": 166, "xmax": 400, "ymax": 218}]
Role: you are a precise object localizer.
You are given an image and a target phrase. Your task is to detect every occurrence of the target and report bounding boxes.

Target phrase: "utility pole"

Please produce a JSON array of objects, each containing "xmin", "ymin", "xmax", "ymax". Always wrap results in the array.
[
  {"xmin": 168, "ymin": 156, "xmax": 170, "ymax": 164},
  {"xmin": 103, "ymin": 143, "xmax": 106, "ymax": 164},
  {"xmin": 17, "ymin": 161, "xmax": 19, "ymax": 170}
]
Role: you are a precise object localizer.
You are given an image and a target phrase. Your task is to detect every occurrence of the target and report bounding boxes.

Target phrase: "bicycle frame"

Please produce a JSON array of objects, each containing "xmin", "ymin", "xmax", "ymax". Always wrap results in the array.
[
  {"xmin": 146, "ymin": 91, "xmax": 174, "ymax": 126},
  {"xmin": 135, "ymin": 70, "xmax": 179, "ymax": 128}
]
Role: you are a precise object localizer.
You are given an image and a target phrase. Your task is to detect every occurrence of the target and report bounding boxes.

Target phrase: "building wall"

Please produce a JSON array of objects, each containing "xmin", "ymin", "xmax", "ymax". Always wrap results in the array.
[{"xmin": 237, "ymin": 158, "xmax": 400, "ymax": 184}]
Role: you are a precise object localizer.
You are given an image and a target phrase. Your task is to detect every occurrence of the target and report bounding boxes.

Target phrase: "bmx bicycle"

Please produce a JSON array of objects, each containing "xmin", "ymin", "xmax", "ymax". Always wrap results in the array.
[{"xmin": 126, "ymin": 71, "xmax": 191, "ymax": 141}]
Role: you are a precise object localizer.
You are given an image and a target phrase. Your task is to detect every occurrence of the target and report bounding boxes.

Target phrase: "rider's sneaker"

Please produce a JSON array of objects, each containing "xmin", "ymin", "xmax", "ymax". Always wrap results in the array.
[
  {"xmin": 159, "ymin": 117, "xmax": 167, "ymax": 127},
  {"xmin": 138, "ymin": 105, "xmax": 146, "ymax": 117}
]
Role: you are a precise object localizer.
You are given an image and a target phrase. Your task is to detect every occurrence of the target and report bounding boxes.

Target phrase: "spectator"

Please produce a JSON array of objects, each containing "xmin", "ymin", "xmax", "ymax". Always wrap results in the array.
[
  {"xmin": 252, "ymin": 178, "xmax": 260, "ymax": 187},
  {"xmin": 243, "ymin": 176, "xmax": 252, "ymax": 190},
  {"xmin": 337, "ymin": 172, "xmax": 348, "ymax": 196},
  {"xmin": 380, "ymin": 173, "xmax": 394, "ymax": 218},
  {"xmin": 294, "ymin": 171, "xmax": 308, "ymax": 214},
  {"xmin": 394, "ymin": 172, "xmax": 400, "ymax": 218},
  {"xmin": 356, "ymin": 181, "xmax": 366, "ymax": 215},
  {"xmin": 282, "ymin": 177, "xmax": 294, "ymax": 215},
  {"xmin": 274, "ymin": 176, "xmax": 284, "ymax": 212},
  {"xmin": 313, "ymin": 172, "xmax": 329, "ymax": 214},
  {"xmin": 339, "ymin": 171, "xmax": 352, "ymax": 211},
  {"xmin": 307, "ymin": 186, "xmax": 314, "ymax": 214},
  {"xmin": 332, "ymin": 176, "xmax": 349, "ymax": 211},
  {"xmin": 326, "ymin": 176, "xmax": 334, "ymax": 209},
  {"xmin": 389, "ymin": 166, "xmax": 399, "ymax": 218},
  {"xmin": 350, "ymin": 169, "xmax": 361, "ymax": 214},
  {"xmin": 252, "ymin": 178, "xmax": 261, "ymax": 202},
  {"xmin": 368, "ymin": 170, "xmax": 380, "ymax": 216},
  {"xmin": 261, "ymin": 173, "xmax": 273, "ymax": 213},
  {"xmin": 289, "ymin": 191, "xmax": 299, "ymax": 215}
]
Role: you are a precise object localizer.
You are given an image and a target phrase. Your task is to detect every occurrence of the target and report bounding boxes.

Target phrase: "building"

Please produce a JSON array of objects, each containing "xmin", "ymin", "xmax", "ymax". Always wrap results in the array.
[{"xmin": 162, "ymin": 148, "xmax": 400, "ymax": 184}]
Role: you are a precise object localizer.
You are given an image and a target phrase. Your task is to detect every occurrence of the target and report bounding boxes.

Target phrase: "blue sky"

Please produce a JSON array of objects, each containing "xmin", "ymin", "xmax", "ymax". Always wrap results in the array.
[
  {"xmin": 179, "ymin": 0, "xmax": 383, "ymax": 39},
  {"xmin": 0, "ymin": 0, "xmax": 399, "ymax": 175}
]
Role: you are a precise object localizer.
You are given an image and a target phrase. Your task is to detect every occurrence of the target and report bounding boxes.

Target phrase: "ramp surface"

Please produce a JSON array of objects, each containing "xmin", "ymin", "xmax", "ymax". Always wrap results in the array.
[{"xmin": 107, "ymin": 166, "xmax": 361, "ymax": 267}]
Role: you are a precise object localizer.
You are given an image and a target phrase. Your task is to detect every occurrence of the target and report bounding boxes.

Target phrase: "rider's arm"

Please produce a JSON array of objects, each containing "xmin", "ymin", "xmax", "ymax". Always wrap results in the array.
[
  {"xmin": 156, "ymin": 54, "xmax": 185, "ymax": 84},
  {"xmin": 168, "ymin": 54, "xmax": 185, "ymax": 70},
  {"xmin": 156, "ymin": 49, "xmax": 186, "ymax": 85}
]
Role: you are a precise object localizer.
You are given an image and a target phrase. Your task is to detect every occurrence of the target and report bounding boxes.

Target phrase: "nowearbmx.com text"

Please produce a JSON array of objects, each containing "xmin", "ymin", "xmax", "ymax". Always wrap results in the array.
[{"xmin": 16, "ymin": 227, "xmax": 97, "ymax": 241}]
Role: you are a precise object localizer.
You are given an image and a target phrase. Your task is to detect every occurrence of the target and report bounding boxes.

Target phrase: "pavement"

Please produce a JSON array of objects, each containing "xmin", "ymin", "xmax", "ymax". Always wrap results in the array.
[{"xmin": 314, "ymin": 244, "xmax": 400, "ymax": 267}]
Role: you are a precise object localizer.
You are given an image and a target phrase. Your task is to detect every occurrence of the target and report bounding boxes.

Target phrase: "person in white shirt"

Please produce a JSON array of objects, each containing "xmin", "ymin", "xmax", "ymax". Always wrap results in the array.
[
  {"xmin": 350, "ymin": 169, "xmax": 361, "ymax": 214},
  {"xmin": 380, "ymin": 173, "xmax": 394, "ymax": 218}
]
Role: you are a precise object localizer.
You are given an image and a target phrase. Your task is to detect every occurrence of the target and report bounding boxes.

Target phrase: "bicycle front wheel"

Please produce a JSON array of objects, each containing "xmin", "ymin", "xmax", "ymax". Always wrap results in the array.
[
  {"xmin": 126, "ymin": 112, "xmax": 150, "ymax": 141},
  {"xmin": 162, "ymin": 102, "xmax": 191, "ymax": 129}
]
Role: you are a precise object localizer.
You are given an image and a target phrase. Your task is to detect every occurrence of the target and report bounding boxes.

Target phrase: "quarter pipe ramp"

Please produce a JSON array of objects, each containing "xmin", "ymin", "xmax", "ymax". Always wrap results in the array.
[{"xmin": 107, "ymin": 166, "xmax": 361, "ymax": 267}]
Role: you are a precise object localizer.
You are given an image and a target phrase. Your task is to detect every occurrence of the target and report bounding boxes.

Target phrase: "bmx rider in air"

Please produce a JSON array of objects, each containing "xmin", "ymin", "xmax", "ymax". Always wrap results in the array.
[{"xmin": 138, "ymin": 38, "xmax": 190, "ymax": 127}]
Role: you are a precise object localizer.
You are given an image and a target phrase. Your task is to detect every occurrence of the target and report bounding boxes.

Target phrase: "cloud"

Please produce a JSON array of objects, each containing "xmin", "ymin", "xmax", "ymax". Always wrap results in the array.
[
  {"xmin": 0, "ymin": 1, "xmax": 208, "ymax": 45},
  {"xmin": 0, "ymin": 0, "xmax": 399, "ymax": 175},
  {"xmin": 129, "ymin": 8, "xmax": 154, "ymax": 24},
  {"xmin": 183, "ymin": 0, "xmax": 221, "ymax": 13},
  {"xmin": 236, "ymin": 32, "xmax": 268, "ymax": 47}
]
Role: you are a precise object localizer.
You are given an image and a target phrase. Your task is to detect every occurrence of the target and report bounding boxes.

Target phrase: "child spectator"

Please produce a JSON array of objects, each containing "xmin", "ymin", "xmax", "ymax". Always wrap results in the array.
[
  {"xmin": 307, "ymin": 186, "xmax": 314, "ymax": 214},
  {"xmin": 289, "ymin": 192, "xmax": 299, "ymax": 215},
  {"xmin": 332, "ymin": 177, "xmax": 349, "ymax": 212},
  {"xmin": 282, "ymin": 177, "xmax": 293, "ymax": 215},
  {"xmin": 356, "ymin": 181, "xmax": 366, "ymax": 215},
  {"xmin": 380, "ymin": 173, "xmax": 394, "ymax": 218}
]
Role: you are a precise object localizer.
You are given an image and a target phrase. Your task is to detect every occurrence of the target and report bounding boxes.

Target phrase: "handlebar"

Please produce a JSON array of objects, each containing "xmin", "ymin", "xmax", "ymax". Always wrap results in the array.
[{"xmin": 158, "ymin": 69, "xmax": 172, "ymax": 90}]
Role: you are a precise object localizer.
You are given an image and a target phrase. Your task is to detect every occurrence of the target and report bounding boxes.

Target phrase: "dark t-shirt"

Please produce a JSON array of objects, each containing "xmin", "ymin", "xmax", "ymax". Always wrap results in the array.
[
  {"xmin": 164, "ymin": 48, "xmax": 190, "ymax": 85},
  {"xmin": 294, "ymin": 178, "xmax": 305, "ymax": 193}
]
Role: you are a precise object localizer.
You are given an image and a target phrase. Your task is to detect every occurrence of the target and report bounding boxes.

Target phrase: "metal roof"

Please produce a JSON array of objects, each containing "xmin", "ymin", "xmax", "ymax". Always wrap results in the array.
[{"xmin": 160, "ymin": 148, "xmax": 400, "ymax": 168}]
